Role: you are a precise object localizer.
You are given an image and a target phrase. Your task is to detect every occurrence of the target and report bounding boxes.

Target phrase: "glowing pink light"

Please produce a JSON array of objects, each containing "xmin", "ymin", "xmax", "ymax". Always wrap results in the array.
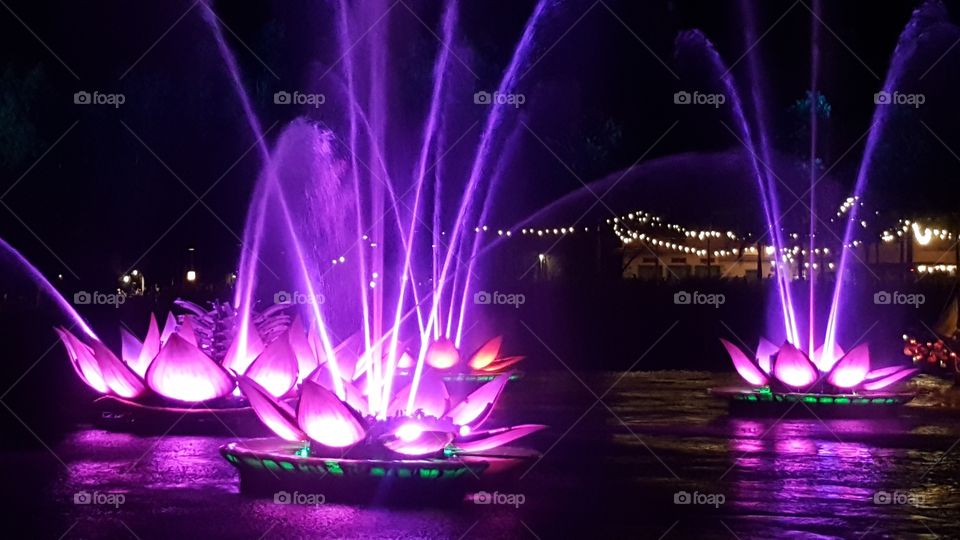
[
  {"xmin": 756, "ymin": 337, "xmax": 777, "ymax": 374},
  {"xmin": 720, "ymin": 338, "xmax": 768, "ymax": 386},
  {"xmin": 384, "ymin": 431, "xmax": 453, "ymax": 456},
  {"xmin": 448, "ymin": 372, "xmax": 512, "ymax": 427},
  {"xmin": 145, "ymin": 334, "xmax": 235, "ymax": 402},
  {"xmin": 238, "ymin": 376, "xmax": 305, "ymax": 442},
  {"xmin": 243, "ymin": 330, "xmax": 298, "ymax": 398},
  {"xmin": 455, "ymin": 424, "xmax": 547, "ymax": 453},
  {"xmin": 826, "ymin": 344, "xmax": 871, "ymax": 388},
  {"xmin": 467, "ymin": 336, "xmax": 502, "ymax": 370},
  {"xmin": 297, "ymin": 381, "xmax": 365, "ymax": 448},
  {"xmin": 90, "ymin": 340, "xmax": 145, "ymax": 399},
  {"xmin": 55, "ymin": 327, "xmax": 108, "ymax": 393},
  {"xmin": 424, "ymin": 338, "xmax": 460, "ymax": 370},
  {"xmin": 395, "ymin": 423, "xmax": 424, "ymax": 442},
  {"xmin": 772, "ymin": 343, "xmax": 818, "ymax": 389},
  {"xmin": 862, "ymin": 368, "xmax": 918, "ymax": 391}
]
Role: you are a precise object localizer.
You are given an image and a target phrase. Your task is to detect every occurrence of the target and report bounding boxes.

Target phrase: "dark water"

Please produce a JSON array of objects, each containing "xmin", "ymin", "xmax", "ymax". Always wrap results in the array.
[{"xmin": 3, "ymin": 372, "xmax": 960, "ymax": 539}]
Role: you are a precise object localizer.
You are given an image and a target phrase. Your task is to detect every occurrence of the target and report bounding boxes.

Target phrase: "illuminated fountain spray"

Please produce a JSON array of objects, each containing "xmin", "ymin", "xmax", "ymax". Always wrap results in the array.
[{"xmin": 697, "ymin": 3, "xmax": 949, "ymax": 403}]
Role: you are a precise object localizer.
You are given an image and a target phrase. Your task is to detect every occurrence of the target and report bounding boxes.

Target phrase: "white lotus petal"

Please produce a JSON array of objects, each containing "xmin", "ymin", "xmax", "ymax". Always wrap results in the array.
[
  {"xmin": 448, "ymin": 372, "xmax": 512, "ymax": 427},
  {"xmin": 297, "ymin": 381, "xmax": 366, "ymax": 447},
  {"xmin": 456, "ymin": 424, "xmax": 547, "ymax": 453},
  {"xmin": 146, "ymin": 334, "xmax": 234, "ymax": 402},
  {"xmin": 244, "ymin": 331, "xmax": 298, "ymax": 398},
  {"xmin": 237, "ymin": 375, "xmax": 305, "ymax": 442},
  {"xmin": 90, "ymin": 340, "xmax": 146, "ymax": 398}
]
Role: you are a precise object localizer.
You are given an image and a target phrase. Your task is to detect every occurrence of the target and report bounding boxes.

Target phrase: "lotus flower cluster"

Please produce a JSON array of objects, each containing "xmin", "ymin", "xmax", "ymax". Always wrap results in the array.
[
  {"xmin": 56, "ymin": 306, "xmax": 526, "ymax": 406},
  {"xmin": 238, "ymin": 366, "xmax": 544, "ymax": 456},
  {"xmin": 721, "ymin": 338, "xmax": 918, "ymax": 392}
]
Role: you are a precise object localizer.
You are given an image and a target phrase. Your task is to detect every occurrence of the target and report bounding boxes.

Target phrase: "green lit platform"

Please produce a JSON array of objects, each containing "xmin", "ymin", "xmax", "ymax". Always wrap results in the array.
[
  {"xmin": 93, "ymin": 395, "xmax": 268, "ymax": 436},
  {"xmin": 221, "ymin": 438, "xmax": 539, "ymax": 503},
  {"xmin": 709, "ymin": 387, "xmax": 916, "ymax": 417}
]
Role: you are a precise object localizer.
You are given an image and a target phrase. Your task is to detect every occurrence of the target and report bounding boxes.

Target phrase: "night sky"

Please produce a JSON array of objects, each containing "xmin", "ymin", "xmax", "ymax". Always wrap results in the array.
[{"xmin": 2, "ymin": 0, "xmax": 959, "ymax": 288}]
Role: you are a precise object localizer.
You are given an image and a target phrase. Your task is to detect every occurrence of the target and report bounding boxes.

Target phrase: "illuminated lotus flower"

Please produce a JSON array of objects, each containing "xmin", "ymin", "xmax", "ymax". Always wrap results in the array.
[
  {"xmin": 425, "ymin": 338, "xmax": 460, "ymax": 369},
  {"xmin": 721, "ymin": 338, "xmax": 918, "ymax": 392},
  {"xmin": 239, "ymin": 357, "xmax": 545, "ymax": 457},
  {"xmin": 56, "ymin": 306, "xmax": 308, "ymax": 404},
  {"xmin": 147, "ymin": 334, "xmax": 235, "ymax": 402}
]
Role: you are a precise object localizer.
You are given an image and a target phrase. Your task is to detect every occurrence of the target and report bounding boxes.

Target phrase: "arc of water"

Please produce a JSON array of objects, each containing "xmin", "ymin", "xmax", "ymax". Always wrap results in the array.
[
  {"xmin": 380, "ymin": 0, "xmax": 458, "ymax": 418},
  {"xmin": 408, "ymin": 0, "xmax": 552, "ymax": 413},
  {"xmin": 824, "ymin": 2, "xmax": 942, "ymax": 364}
]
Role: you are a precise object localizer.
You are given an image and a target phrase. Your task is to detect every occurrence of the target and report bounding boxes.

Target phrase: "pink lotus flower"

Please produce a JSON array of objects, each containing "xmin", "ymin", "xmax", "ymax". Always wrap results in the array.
[
  {"xmin": 238, "ymin": 366, "xmax": 545, "ymax": 456},
  {"xmin": 721, "ymin": 338, "xmax": 917, "ymax": 392}
]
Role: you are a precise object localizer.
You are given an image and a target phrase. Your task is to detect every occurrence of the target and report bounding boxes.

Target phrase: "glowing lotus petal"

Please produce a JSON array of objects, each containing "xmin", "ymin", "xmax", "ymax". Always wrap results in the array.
[
  {"xmin": 288, "ymin": 315, "xmax": 318, "ymax": 381},
  {"xmin": 130, "ymin": 313, "xmax": 160, "ymax": 378},
  {"xmin": 119, "ymin": 327, "xmax": 142, "ymax": 367},
  {"xmin": 237, "ymin": 375, "xmax": 305, "ymax": 442},
  {"xmin": 480, "ymin": 355, "xmax": 525, "ymax": 372},
  {"xmin": 865, "ymin": 365, "xmax": 906, "ymax": 380},
  {"xmin": 456, "ymin": 424, "xmax": 547, "ymax": 453},
  {"xmin": 813, "ymin": 343, "xmax": 845, "ymax": 372},
  {"xmin": 244, "ymin": 331, "xmax": 298, "ymax": 398},
  {"xmin": 384, "ymin": 431, "xmax": 453, "ymax": 456},
  {"xmin": 386, "ymin": 370, "xmax": 449, "ymax": 417},
  {"xmin": 159, "ymin": 312, "xmax": 177, "ymax": 344},
  {"xmin": 146, "ymin": 334, "xmax": 235, "ymax": 402},
  {"xmin": 297, "ymin": 381, "xmax": 366, "ymax": 447},
  {"xmin": 90, "ymin": 340, "xmax": 146, "ymax": 398},
  {"xmin": 307, "ymin": 366, "xmax": 369, "ymax": 416},
  {"xmin": 720, "ymin": 339, "xmax": 768, "ymax": 386},
  {"xmin": 448, "ymin": 372, "xmax": 512, "ymax": 428},
  {"xmin": 862, "ymin": 368, "xmax": 918, "ymax": 391},
  {"xmin": 826, "ymin": 343, "xmax": 871, "ymax": 388},
  {"xmin": 425, "ymin": 338, "xmax": 460, "ymax": 369},
  {"xmin": 397, "ymin": 351, "xmax": 414, "ymax": 369},
  {"xmin": 772, "ymin": 343, "xmax": 818, "ymax": 389},
  {"xmin": 177, "ymin": 316, "xmax": 198, "ymax": 346},
  {"xmin": 467, "ymin": 336, "xmax": 502, "ymax": 370},
  {"xmin": 222, "ymin": 325, "xmax": 264, "ymax": 375},
  {"xmin": 756, "ymin": 337, "xmax": 777, "ymax": 374},
  {"xmin": 56, "ymin": 327, "xmax": 108, "ymax": 393}
]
